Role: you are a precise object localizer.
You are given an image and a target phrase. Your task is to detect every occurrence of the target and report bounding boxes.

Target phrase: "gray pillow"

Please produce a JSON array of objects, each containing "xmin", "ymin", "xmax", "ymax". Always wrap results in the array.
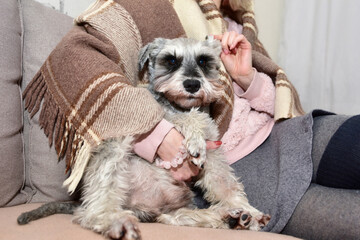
[
  {"xmin": 0, "ymin": 0, "xmax": 24, "ymax": 207},
  {"xmin": 21, "ymin": 0, "xmax": 76, "ymax": 203}
]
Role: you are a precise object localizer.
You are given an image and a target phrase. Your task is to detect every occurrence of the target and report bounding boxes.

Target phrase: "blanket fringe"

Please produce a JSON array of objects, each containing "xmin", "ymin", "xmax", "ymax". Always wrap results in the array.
[
  {"xmin": 63, "ymin": 141, "xmax": 92, "ymax": 194},
  {"xmin": 23, "ymin": 71, "xmax": 91, "ymax": 192}
]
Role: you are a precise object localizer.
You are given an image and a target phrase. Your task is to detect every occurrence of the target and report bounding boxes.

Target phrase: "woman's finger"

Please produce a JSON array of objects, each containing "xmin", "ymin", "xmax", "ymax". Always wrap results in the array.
[
  {"xmin": 229, "ymin": 34, "xmax": 243, "ymax": 50},
  {"xmin": 228, "ymin": 31, "xmax": 239, "ymax": 49},
  {"xmin": 212, "ymin": 34, "xmax": 223, "ymax": 41},
  {"xmin": 221, "ymin": 32, "xmax": 230, "ymax": 54},
  {"xmin": 206, "ymin": 140, "xmax": 222, "ymax": 149}
]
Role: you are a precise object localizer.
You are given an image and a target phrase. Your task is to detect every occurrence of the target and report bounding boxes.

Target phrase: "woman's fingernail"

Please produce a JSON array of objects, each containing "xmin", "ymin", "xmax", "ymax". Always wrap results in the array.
[{"xmin": 215, "ymin": 141, "xmax": 222, "ymax": 146}]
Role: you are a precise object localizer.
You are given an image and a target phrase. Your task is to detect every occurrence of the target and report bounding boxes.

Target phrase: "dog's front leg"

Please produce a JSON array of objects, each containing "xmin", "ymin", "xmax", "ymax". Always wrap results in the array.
[
  {"xmin": 73, "ymin": 136, "xmax": 141, "ymax": 240},
  {"xmin": 195, "ymin": 150, "xmax": 271, "ymax": 231},
  {"xmin": 165, "ymin": 109, "xmax": 214, "ymax": 168}
]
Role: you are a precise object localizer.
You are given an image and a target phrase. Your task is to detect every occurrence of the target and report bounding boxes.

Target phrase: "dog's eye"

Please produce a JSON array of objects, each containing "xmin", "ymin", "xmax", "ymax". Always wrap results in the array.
[
  {"xmin": 162, "ymin": 54, "xmax": 182, "ymax": 72},
  {"xmin": 167, "ymin": 57, "xmax": 177, "ymax": 66},
  {"xmin": 198, "ymin": 58, "xmax": 207, "ymax": 67}
]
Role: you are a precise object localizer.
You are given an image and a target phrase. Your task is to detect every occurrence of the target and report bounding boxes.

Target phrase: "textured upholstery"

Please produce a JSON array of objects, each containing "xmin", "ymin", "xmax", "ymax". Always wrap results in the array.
[
  {"xmin": 20, "ymin": 0, "xmax": 75, "ymax": 203},
  {"xmin": 0, "ymin": 0, "xmax": 25, "ymax": 207}
]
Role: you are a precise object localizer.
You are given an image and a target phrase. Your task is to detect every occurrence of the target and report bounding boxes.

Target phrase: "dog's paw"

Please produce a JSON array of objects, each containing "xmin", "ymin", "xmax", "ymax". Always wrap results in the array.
[
  {"xmin": 185, "ymin": 138, "xmax": 207, "ymax": 169},
  {"xmin": 226, "ymin": 209, "xmax": 252, "ymax": 230},
  {"xmin": 226, "ymin": 209, "xmax": 271, "ymax": 231},
  {"xmin": 106, "ymin": 217, "xmax": 141, "ymax": 240}
]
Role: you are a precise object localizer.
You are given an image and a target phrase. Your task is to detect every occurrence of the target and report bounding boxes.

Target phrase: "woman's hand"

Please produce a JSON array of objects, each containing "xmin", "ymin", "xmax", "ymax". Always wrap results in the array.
[
  {"xmin": 213, "ymin": 32, "xmax": 254, "ymax": 90},
  {"xmin": 156, "ymin": 128, "xmax": 221, "ymax": 182}
]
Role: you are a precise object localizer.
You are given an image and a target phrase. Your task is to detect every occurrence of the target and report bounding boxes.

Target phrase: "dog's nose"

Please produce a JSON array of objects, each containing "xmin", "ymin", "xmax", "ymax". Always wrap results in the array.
[{"xmin": 183, "ymin": 79, "xmax": 200, "ymax": 93}]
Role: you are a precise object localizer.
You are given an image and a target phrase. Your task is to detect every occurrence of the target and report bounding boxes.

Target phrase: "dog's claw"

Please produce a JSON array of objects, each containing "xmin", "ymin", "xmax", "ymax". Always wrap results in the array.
[
  {"xmin": 190, "ymin": 152, "xmax": 200, "ymax": 158},
  {"xmin": 107, "ymin": 217, "xmax": 141, "ymax": 240},
  {"xmin": 191, "ymin": 159, "xmax": 204, "ymax": 169}
]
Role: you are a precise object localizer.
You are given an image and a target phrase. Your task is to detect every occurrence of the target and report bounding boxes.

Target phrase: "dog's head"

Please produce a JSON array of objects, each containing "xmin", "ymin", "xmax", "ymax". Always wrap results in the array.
[{"xmin": 139, "ymin": 37, "xmax": 223, "ymax": 109}]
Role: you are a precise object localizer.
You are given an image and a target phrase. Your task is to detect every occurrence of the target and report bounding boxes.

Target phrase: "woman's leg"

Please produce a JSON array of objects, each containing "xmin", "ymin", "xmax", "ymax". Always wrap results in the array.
[
  {"xmin": 283, "ymin": 114, "xmax": 360, "ymax": 239},
  {"xmin": 282, "ymin": 183, "xmax": 360, "ymax": 239},
  {"xmin": 312, "ymin": 115, "xmax": 360, "ymax": 189}
]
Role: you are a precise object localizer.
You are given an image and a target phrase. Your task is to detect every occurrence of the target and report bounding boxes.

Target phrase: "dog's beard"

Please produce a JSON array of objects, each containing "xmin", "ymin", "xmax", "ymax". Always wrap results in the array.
[
  {"xmin": 153, "ymin": 75, "xmax": 223, "ymax": 109},
  {"xmin": 165, "ymin": 90, "xmax": 207, "ymax": 109}
]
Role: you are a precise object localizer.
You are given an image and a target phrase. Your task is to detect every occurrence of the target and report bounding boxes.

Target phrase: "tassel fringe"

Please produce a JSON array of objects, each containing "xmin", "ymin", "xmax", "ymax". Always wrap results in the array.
[
  {"xmin": 63, "ymin": 141, "xmax": 92, "ymax": 194},
  {"xmin": 23, "ymin": 71, "xmax": 91, "ymax": 192}
]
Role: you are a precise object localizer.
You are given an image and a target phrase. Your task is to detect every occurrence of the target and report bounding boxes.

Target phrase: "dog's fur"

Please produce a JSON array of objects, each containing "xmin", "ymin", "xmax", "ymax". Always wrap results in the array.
[{"xmin": 18, "ymin": 37, "xmax": 270, "ymax": 240}]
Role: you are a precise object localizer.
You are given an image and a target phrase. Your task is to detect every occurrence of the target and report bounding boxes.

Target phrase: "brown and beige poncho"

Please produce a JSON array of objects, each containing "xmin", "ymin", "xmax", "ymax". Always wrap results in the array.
[{"xmin": 23, "ymin": 0, "xmax": 304, "ymax": 193}]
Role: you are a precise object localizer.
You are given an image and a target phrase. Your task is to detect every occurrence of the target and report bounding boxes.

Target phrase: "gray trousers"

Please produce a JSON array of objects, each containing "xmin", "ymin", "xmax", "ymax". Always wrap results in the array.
[
  {"xmin": 283, "ymin": 114, "xmax": 360, "ymax": 240},
  {"xmin": 230, "ymin": 113, "xmax": 360, "ymax": 239},
  {"xmin": 194, "ymin": 114, "xmax": 360, "ymax": 239}
]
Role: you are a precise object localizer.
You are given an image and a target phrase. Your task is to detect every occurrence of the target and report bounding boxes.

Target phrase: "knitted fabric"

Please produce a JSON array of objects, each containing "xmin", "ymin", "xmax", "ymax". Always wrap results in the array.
[
  {"xmin": 317, "ymin": 115, "xmax": 360, "ymax": 189},
  {"xmin": 23, "ymin": 0, "xmax": 304, "ymax": 193},
  {"xmin": 23, "ymin": 0, "xmax": 186, "ymax": 193}
]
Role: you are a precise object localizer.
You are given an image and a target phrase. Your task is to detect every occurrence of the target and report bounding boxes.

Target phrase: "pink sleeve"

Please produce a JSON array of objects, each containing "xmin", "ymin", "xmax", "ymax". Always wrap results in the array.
[
  {"xmin": 233, "ymin": 69, "xmax": 275, "ymax": 116},
  {"xmin": 133, "ymin": 119, "xmax": 174, "ymax": 162}
]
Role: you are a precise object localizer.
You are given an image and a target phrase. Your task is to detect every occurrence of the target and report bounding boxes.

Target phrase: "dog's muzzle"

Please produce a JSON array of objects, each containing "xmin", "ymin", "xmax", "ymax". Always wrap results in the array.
[{"xmin": 183, "ymin": 79, "xmax": 200, "ymax": 94}]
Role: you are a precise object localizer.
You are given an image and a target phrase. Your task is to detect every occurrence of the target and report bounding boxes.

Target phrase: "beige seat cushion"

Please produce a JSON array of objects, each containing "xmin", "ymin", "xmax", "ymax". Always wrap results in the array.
[{"xmin": 1, "ymin": 203, "xmax": 300, "ymax": 240}]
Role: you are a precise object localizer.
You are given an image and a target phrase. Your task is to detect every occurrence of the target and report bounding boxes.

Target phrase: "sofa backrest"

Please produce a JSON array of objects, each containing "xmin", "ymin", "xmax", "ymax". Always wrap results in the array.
[
  {"xmin": 0, "ymin": 0, "xmax": 77, "ymax": 207},
  {"xmin": 0, "ymin": 0, "xmax": 24, "ymax": 207}
]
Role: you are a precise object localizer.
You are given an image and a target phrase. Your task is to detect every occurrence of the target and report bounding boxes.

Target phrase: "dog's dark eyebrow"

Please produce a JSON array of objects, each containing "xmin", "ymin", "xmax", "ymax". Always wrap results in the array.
[
  {"xmin": 158, "ymin": 52, "xmax": 183, "ymax": 74},
  {"xmin": 196, "ymin": 54, "xmax": 215, "ymax": 62},
  {"xmin": 196, "ymin": 54, "xmax": 216, "ymax": 68},
  {"xmin": 162, "ymin": 53, "xmax": 183, "ymax": 62},
  {"xmin": 196, "ymin": 54, "xmax": 218, "ymax": 77}
]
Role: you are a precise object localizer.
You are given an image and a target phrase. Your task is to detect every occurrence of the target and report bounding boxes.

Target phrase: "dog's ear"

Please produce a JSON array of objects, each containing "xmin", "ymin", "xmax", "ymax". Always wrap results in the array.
[
  {"xmin": 138, "ymin": 38, "xmax": 167, "ymax": 71},
  {"xmin": 205, "ymin": 35, "xmax": 222, "ymax": 56}
]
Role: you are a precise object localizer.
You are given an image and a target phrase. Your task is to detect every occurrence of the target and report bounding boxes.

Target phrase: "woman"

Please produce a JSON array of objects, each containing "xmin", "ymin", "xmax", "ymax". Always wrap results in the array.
[{"xmin": 23, "ymin": 0, "xmax": 360, "ymax": 239}]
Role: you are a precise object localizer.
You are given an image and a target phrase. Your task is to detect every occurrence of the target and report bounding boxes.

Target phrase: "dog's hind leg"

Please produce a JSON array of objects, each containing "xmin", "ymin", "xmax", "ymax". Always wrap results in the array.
[
  {"xmin": 157, "ymin": 206, "xmax": 254, "ymax": 229},
  {"xmin": 73, "ymin": 136, "xmax": 141, "ymax": 240},
  {"xmin": 195, "ymin": 150, "xmax": 271, "ymax": 231}
]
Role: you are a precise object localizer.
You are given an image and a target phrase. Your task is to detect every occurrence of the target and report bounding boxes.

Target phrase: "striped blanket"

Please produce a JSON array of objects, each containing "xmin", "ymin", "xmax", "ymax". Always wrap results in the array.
[{"xmin": 23, "ymin": 0, "xmax": 304, "ymax": 193}]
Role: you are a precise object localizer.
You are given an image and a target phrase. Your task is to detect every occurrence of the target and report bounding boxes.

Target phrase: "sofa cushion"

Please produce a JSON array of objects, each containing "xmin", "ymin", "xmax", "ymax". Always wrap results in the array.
[
  {"xmin": 0, "ymin": 0, "xmax": 25, "ymax": 207},
  {"xmin": 21, "ymin": 0, "xmax": 75, "ymax": 202},
  {"xmin": 1, "ymin": 203, "xmax": 300, "ymax": 240}
]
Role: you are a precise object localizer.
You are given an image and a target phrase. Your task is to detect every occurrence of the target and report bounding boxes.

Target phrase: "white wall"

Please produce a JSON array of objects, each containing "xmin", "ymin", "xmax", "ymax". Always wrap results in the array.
[
  {"xmin": 278, "ymin": 0, "xmax": 360, "ymax": 114},
  {"xmin": 254, "ymin": 0, "xmax": 285, "ymax": 63}
]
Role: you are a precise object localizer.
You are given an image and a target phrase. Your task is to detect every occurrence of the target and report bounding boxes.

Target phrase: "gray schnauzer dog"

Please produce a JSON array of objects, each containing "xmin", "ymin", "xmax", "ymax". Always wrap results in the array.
[{"xmin": 18, "ymin": 37, "xmax": 270, "ymax": 240}]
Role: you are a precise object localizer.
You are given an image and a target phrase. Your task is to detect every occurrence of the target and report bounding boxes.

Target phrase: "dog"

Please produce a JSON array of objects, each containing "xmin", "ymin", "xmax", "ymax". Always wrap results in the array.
[{"xmin": 18, "ymin": 37, "xmax": 270, "ymax": 240}]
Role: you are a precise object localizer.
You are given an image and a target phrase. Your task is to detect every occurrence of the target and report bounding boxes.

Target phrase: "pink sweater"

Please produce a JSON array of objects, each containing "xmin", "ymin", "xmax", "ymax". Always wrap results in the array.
[
  {"xmin": 221, "ymin": 70, "xmax": 274, "ymax": 164},
  {"xmin": 133, "ymin": 69, "xmax": 275, "ymax": 164}
]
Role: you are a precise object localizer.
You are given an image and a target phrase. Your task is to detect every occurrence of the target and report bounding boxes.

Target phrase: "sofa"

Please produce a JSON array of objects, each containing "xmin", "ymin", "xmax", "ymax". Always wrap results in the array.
[{"xmin": 1, "ymin": 0, "xmax": 359, "ymax": 240}]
